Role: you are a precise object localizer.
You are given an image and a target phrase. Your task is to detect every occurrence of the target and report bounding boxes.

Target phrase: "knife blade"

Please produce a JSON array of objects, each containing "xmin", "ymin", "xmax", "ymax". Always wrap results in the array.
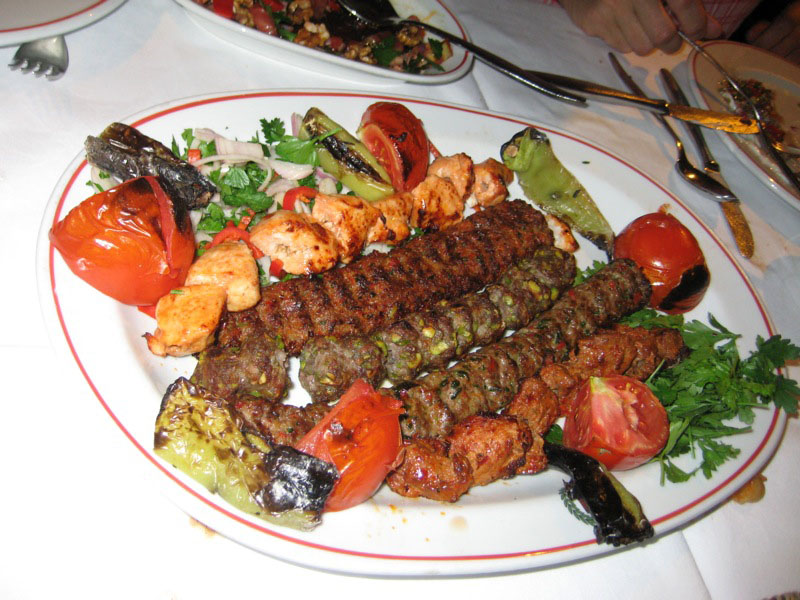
[
  {"xmin": 659, "ymin": 68, "xmax": 754, "ymax": 258},
  {"xmin": 524, "ymin": 70, "xmax": 758, "ymax": 134}
]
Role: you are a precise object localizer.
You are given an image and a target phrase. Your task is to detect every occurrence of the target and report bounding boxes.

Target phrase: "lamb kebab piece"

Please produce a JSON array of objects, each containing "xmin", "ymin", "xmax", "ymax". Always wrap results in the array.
[
  {"xmin": 387, "ymin": 324, "xmax": 685, "ymax": 502},
  {"xmin": 397, "ymin": 259, "xmax": 652, "ymax": 439},
  {"xmin": 299, "ymin": 245, "xmax": 577, "ymax": 402},
  {"xmin": 386, "ymin": 324, "xmax": 685, "ymax": 545}
]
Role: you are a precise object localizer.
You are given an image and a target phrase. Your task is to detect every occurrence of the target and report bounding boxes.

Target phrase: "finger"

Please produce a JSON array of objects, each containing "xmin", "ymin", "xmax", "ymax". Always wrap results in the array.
[
  {"xmin": 745, "ymin": 21, "xmax": 769, "ymax": 42},
  {"xmin": 705, "ymin": 14, "xmax": 723, "ymax": 38},
  {"xmin": 749, "ymin": 17, "xmax": 795, "ymax": 50},
  {"xmin": 665, "ymin": 0, "xmax": 710, "ymax": 39},
  {"xmin": 617, "ymin": 0, "xmax": 677, "ymax": 54},
  {"xmin": 615, "ymin": 12, "xmax": 663, "ymax": 55}
]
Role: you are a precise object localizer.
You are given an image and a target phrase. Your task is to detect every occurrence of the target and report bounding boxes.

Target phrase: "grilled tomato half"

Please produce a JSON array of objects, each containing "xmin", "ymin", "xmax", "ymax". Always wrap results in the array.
[
  {"xmin": 50, "ymin": 176, "xmax": 195, "ymax": 306},
  {"xmin": 358, "ymin": 102, "xmax": 430, "ymax": 192},
  {"xmin": 563, "ymin": 375, "xmax": 669, "ymax": 471},
  {"xmin": 296, "ymin": 379, "xmax": 404, "ymax": 512},
  {"xmin": 613, "ymin": 210, "xmax": 709, "ymax": 314}
]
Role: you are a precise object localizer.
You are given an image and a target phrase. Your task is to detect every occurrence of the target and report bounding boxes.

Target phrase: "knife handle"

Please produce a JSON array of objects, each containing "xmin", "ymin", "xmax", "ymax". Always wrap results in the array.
[
  {"xmin": 659, "ymin": 69, "xmax": 719, "ymax": 172},
  {"xmin": 525, "ymin": 70, "xmax": 668, "ymax": 114}
]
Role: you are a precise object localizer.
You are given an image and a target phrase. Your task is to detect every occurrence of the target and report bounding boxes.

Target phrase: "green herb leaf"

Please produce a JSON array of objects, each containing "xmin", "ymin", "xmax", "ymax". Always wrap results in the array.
[
  {"xmin": 650, "ymin": 314, "xmax": 800, "ymax": 483},
  {"xmin": 573, "ymin": 260, "xmax": 607, "ymax": 286},
  {"xmin": 260, "ymin": 117, "xmax": 286, "ymax": 143}
]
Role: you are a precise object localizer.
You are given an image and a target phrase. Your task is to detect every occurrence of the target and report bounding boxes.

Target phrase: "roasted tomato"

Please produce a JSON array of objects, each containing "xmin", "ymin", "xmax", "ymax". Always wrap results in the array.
[
  {"xmin": 296, "ymin": 379, "xmax": 404, "ymax": 512},
  {"xmin": 563, "ymin": 375, "xmax": 669, "ymax": 471},
  {"xmin": 613, "ymin": 210, "xmax": 709, "ymax": 314},
  {"xmin": 50, "ymin": 176, "xmax": 195, "ymax": 306},
  {"xmin": 358, "ymin": 102, "xmax": 430, "ymax": 192}
]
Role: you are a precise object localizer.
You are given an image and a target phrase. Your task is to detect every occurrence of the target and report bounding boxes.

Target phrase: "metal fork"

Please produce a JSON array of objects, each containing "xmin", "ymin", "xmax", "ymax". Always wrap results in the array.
[
  {"xmin": 660, "ymin": 67, "xmax": 755, "ymax": 258},
  {"xmin": 8, "ymin": 36, "xmax": 69, "ymax": 80},
  {"xmin": 678, "ymin": 32, "xmax": 800, "ymax": 197},
  {"xmin": 336, "ymin": 0, "xmax": 585, "ymax": 105}
]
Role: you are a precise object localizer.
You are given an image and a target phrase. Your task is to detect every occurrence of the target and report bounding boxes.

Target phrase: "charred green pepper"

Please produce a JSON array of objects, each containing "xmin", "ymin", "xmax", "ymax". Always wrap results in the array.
[
  {"xmin": 501, "ymin": 127, "xmax": 614, "ymax": 255},
  {"xmin": 544, "ymin": 442, "xmax": 654, "ymax": 546},
  {"xmin": 154, "ymin": 378, "xmax": 337, "ymax": 531},
  {"xmin": 299, "ymin": 107, "xmax": 394, "ymax": 201}
]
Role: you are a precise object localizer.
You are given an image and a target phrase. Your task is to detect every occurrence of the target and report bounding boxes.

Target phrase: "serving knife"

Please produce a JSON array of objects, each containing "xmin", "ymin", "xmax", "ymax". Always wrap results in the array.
[
  {"xmin": 523, "ymin": 69, "xmax": 758, "ymax": 134},
  {"xmin": 659, "ymin": 68, "xmax": 754, "ymax": 258}
]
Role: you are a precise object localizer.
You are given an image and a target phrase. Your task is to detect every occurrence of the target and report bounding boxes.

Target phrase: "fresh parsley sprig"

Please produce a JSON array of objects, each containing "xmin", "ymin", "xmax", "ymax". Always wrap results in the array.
[{"xmin": 620, "ymin": 308, "xmax": 800, "ymax": 483}]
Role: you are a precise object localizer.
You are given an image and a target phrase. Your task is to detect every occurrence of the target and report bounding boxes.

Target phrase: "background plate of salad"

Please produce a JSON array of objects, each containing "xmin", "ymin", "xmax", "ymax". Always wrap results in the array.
[
  {"xmin": 689, "ymin": 40, "xmax": 800, "ymax": 209},
  {"xmin": 38, "ymin": 90, "xmax": 791, "ymax": 576},
  {"xmin": 172, "ymin": 0, "xmax": 472, "ymax": 85}
]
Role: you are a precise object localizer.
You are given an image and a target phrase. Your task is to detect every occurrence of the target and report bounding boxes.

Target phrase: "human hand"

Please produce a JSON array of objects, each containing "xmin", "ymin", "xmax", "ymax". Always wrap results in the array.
[
  {"xmin": 746, "ymin": 0, "xmax": 800, "ymax": 64},
  {"xmin": 558, "ymin": 0, "xmax": 722, "ymax": 55}
]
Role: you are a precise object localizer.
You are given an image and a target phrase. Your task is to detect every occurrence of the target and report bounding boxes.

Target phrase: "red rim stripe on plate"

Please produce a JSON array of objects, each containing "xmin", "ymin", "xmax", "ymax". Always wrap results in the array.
[{"xmin": 0, "ymin": 0, "xmax": 111, "ymax": 34}]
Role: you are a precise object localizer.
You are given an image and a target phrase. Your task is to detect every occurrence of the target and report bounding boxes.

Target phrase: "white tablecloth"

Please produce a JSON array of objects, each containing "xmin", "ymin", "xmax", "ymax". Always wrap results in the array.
[{"xmin": 1, "ymin": 1, "xmax": 798, "ymax": 598}]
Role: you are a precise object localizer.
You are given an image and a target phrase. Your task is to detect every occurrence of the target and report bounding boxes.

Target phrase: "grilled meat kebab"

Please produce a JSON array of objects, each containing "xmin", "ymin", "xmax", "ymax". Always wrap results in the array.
[
  {"xmin": 299, "ymin": 245, "xmax": 577, "ymax": 402},
  {"xmin": 387, "ymin": 324, "xmax": 686, "ymax": 502},
  {"xmin": 397, "ymin": 259, "xmax": 651, "ymax": 439}
]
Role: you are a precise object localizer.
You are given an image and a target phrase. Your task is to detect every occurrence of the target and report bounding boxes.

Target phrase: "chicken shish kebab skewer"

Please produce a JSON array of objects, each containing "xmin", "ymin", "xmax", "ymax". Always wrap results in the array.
[
  {"xmin": 397, "ymin": 259, "xmax": 652, "ymax": 439},
  {"xmin": 386, "ymin": 324, "xmax": 686, "ymax": 503},
  {"xmin": 248, "ymin": 152, "xmax": 516, "ymax": 273},
  {"xmin": 298, "ymin": 246, "xmax": 576, "ymax": 402}
]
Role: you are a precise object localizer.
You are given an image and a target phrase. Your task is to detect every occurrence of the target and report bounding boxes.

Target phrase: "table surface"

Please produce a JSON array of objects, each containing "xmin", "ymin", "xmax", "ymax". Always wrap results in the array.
[{"xmin": 1, "ymin": 1, "xmax": 798, "ymax": 598}]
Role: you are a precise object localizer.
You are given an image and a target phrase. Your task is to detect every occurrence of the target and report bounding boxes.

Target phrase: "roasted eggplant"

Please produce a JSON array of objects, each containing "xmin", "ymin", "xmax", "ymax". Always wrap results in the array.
[
  {"xmin": 85, "ymin": 122, "xmax": 216, "ymax": 211},
  {"xmin": 501, "ymin": 127, "xmax": 614, "ymax": 255},
  {"xmin": 299, "ymin": 107, "xmax": 394, "ymax": 201},
  {"xmin": 544, "ymin": 442, "xmax": 654, "ymax": 546},
  {"xmin": 154, "ymin": 378, "xmax": 337, "ymax": 531}
]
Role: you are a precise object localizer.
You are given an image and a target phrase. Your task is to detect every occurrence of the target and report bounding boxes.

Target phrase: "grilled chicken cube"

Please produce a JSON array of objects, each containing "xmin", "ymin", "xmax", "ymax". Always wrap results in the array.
[
  {"xmin": 471, "ymin": 158, "xmax": 513, "ymax": 208},
  {"xmin": 249, "ymin": 210, "xmax": 339, "ymax": 275},
  {"xmin": 145, "ymin": 284, "xmax": 227, "ymax": 357},
  {"xmin": 366, "ymin": 192, "xmax": 414, "ymax": 245},
  {"xmin": 427, "ymin": 153, "xmax": 475, "ymax": 200},
  {"xmin": 409, "ymin": 174, "xmax": 465, "ymax": 231},
  {"xmin": 184, "ymin": 241, "xmax": 260, "ymax": 312},
  {"xmin": 310, "ymin": 193, "xmax": 381, "ymax": 263}
]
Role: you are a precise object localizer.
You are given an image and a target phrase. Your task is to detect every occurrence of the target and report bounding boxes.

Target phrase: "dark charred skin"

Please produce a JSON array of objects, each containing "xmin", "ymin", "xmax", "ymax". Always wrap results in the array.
[
  {"xmin": 658, "ymin": 263, "xmax": 711, "ymax": 313},
  {"xmin": 320, "ymin": 132, "xmax": 384, "ymax": 180},
  {"xmin": 543, "ymin": 442, "xmax": 654, "ymax": 546},
  {"xmin": 85, "ymin": 123, "xmax": 216, "ymax": 212}
]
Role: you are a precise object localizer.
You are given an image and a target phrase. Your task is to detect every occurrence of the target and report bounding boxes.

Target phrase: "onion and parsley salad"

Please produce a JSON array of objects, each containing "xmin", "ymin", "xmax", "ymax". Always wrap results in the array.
[
  {"xmin": 168, "ymin": 116, "xmax": 342, "ymax": 284},
  {"xmin": 551, "ymin": 261, "xmax": 799, "ymax": 485}
]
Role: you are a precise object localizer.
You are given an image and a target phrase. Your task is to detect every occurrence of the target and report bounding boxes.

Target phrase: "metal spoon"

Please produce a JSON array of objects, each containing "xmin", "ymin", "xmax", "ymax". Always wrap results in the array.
[
  {"xmin": 336, "ymin": 0, "xmax": 586, "ymax": 105},
  {"xmin": 608, "ymin": 54, "xmax": 735, "ymax": 202}
]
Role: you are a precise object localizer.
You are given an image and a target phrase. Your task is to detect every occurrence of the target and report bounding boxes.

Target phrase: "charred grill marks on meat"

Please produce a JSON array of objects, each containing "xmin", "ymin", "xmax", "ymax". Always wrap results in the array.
[
  {"xmin": 251, "ymin": 200, "xmax": 554, "ymax": 355},
  {"xmin": 397, "ymin": 259, "xmax": 652, "ymax": 439},
  {"xmin": 298, "ymin": 246, "xmax": 577, "ymax": 402}
]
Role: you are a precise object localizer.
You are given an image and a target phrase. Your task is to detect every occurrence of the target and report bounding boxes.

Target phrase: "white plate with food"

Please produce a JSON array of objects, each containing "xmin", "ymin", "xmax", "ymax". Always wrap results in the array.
[
  {"xmin": 37, "ymin": 90, "xmax": 789, "ymax": 576},
  {"xmin": 688, "ymin": 40, "xmax": 800, "ymax": 209},
  {"xmin": 172, "ymin": 0, "xmax": 472, "ymax": 85},
  {"xmin": 0, "ymin": 0, "xmax": 126, "ymax": 46}
]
